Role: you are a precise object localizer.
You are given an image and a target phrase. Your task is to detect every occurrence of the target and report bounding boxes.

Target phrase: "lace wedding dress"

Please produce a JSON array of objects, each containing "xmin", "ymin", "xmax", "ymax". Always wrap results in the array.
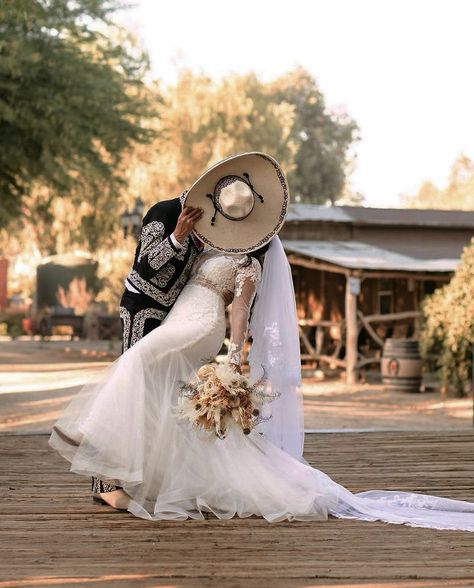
[{"xmin": 49, "ymin": 243, "xmax": 474, "ymax": 530}]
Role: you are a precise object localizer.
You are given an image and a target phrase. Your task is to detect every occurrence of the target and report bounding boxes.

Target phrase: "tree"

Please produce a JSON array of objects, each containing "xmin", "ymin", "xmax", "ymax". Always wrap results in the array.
[
  {"xmin": 0, "ymin": 0, "xmax": 155, "ymax": 230},
  {"xmin": 402, "ymin": 154, "xmax": 474, "ymax": 210},
  {"xmin": 122, "ymin": 70, "xmax": 298, "ymax": 210},
  {"xmin": 128, "ymin": 68, "xmax": 359, "ymax": 210},
  {"xmin": 268, "ymin": 67, "xmax": 360, "ymax": 204}
]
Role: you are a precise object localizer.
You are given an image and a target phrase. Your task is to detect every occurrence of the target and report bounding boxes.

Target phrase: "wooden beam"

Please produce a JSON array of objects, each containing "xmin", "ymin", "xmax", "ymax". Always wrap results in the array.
[
  {"xmin": 362, "ymin": 310, "xmax": 421, "ymax": 323},
  {"xmin": 345, "ymin": 273, "xmax": 360, "ymax": 384},
  {"xmin": 360, "ymin": 271, "xmax": 451, "ymax": 281},
  {"xmin": 357, "ymin": 310, "xmax": 384, "ymax": 347},
  {"xmin": 298, "ymin": 319, "xmax": 342, "ymax": 327},
  {"xmin": 286, "ymin": 253, "xmax": 452, "ymax": 282},
  {"xmin": 298, "ymin": 326, "xmax": 315, "ymax": 355},
  {"xmin": 317, "ymin": 355, "xmax": 347, "ymax": 368},
  {"xmin": 286, "ymin": 254, "xmax": 349, "ymax": 276},
  {"xmin": 356, "ymin": 356, "xmax": 382, "ymax": 368}
]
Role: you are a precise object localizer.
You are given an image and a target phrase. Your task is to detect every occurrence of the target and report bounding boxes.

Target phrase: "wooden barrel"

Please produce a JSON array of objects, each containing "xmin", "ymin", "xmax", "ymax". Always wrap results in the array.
[{"xmin": 381, "ymin": 338, "xmax": 422, "ymax": 393}]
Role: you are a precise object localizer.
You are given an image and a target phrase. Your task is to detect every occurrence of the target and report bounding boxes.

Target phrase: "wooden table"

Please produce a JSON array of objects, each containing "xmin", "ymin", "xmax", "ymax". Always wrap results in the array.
[{"xmin": 1, "ymin": 431, "xmax": 474, "ymax": 587}]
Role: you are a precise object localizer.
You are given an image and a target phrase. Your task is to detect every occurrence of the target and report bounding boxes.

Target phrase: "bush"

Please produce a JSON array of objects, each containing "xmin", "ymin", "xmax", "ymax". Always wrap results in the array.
[
  {"xmin": 420, "ymin": 238, "xmax": 474, "ymax": 396},
  {"xmin": 0, "ymin": 311, "xmax": 26, "ymax": 339}
]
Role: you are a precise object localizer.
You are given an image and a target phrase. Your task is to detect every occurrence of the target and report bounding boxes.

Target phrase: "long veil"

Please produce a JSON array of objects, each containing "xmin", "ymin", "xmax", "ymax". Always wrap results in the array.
[
  {"xmin": 248, "ymin": 236, "xmax": 474, "ymax": 532},
  {"xmin": 248, "ymin": 236, "xmax": 305, "ymax": 461}
]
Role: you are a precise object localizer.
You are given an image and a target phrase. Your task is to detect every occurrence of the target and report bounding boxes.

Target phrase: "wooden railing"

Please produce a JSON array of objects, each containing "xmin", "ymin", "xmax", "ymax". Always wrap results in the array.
[{"xmin": 298, "ymin": 310, "xmax": 421, "ymax": 370}]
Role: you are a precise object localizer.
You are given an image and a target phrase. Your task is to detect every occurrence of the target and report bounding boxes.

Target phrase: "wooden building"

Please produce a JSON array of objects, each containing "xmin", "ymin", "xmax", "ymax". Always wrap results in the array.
[{"xmin": 280, "ymin": 205, "xmax": 474, "ymax": 382}]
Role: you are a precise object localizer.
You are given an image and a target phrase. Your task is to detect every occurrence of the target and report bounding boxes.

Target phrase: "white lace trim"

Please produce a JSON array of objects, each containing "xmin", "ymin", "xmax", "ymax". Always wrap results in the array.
[
  {"xmin": 234, "ymin": 257, "xmax": 261, "ymax": 297},
  {"xmin": 227, "ymin": 341, "xmax": 241, "ymax": 366}
]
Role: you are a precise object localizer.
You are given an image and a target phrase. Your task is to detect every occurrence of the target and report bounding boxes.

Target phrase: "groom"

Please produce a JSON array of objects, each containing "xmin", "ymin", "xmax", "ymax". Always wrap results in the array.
[
  {"xmin": 119, "ymin": 190, "xmax": 203, "ymax": 351},
  {"xmin": 91, "ymin": 190, "xmax": 203, "ymax": 496}
]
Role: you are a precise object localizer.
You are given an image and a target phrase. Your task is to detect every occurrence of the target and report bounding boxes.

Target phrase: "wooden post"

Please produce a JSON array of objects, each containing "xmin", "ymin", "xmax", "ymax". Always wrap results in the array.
[{"xmin": 345, "ymin": 272, "xmax": 360, "ymax": 385}]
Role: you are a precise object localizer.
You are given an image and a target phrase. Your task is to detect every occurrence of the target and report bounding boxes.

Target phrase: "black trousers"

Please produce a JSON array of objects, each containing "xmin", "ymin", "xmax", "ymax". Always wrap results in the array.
[
  {"xmin": 118, "ymin": 289, "xmax": 169, "ymax": 352},
  {"xmin": 91, "ymin": 288, "xmax": 169, "ymax": 494}
]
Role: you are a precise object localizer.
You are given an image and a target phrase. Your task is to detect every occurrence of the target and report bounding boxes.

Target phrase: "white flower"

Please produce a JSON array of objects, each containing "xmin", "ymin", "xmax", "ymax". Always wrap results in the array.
[{"xmin": 215, "ymin": 363, "xmax": 245, "ymax": 392}]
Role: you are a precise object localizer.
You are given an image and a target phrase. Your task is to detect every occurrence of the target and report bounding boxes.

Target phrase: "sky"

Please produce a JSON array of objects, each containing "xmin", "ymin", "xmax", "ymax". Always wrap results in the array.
[{"xmin": 117, "ymin": 0, "xmax": 474, "ymax": 207}]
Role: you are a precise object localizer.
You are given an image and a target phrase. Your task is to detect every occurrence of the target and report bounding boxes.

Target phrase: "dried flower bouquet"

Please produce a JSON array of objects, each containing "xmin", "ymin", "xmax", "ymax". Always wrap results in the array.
[{"xmin": 176, "ymin": 362, "xmax": 275, "ymax": 439}]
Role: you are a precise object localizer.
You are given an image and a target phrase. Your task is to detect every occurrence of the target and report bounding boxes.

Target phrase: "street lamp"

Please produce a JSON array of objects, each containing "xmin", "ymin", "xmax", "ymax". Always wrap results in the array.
[{"xmin": 121, "ymin": 197, "xmax": 144, "ymax": 240}]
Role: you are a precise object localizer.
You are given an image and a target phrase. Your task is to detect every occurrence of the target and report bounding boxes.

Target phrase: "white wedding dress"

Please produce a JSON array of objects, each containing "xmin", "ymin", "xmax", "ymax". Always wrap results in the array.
[{"xmin": 49, "ymin": 241, "xmax": 474, "ymax": 531}]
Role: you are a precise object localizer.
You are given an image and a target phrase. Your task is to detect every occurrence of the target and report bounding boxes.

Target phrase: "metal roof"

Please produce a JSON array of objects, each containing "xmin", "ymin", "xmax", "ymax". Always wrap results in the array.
[
  {"xmin": 286, "ymin": 204, "xmax": 474, "ymax": 228},
  {"xmin": 283, "ymin": 240, "xmax": 460, "ymax": 273}
]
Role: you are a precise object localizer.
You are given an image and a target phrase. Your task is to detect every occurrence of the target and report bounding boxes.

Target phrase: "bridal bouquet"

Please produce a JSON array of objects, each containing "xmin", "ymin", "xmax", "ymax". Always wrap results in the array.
[{"xmin": 176, "ymin": 362, "xmax": 274, "ymax": 439}]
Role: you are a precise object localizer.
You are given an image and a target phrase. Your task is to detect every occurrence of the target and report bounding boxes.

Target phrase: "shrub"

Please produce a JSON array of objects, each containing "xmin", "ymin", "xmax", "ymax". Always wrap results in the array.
[
  {"xmin": 0, "ymin": 311, "xmax": 25, "ymax": 339},
  {"xmin": 420, "ymin": 238, "xmax": 474, "ymax": 396}
]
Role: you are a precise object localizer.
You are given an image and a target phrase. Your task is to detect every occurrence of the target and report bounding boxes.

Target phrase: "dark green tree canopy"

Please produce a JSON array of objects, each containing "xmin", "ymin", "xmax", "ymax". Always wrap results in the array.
[
  {"xmin": 269, "ymin": 67, "xmax": 360, "ymax": 204},
  {"xmin": 0, "ymin": 0, "xmax": 154, "ymax": 228}
]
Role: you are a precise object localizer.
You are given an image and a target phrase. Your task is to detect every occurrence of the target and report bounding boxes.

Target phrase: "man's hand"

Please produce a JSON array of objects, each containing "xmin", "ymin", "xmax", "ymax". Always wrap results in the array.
[{"xmin": 172, "ymin": 207, "xmax": 203, "ymax": 244}]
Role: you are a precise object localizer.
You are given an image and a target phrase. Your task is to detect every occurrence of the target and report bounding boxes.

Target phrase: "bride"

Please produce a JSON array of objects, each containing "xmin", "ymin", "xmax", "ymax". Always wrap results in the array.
[{"xmin": 49, "ymin": 153, "xmax": 474, "ymax": 531}]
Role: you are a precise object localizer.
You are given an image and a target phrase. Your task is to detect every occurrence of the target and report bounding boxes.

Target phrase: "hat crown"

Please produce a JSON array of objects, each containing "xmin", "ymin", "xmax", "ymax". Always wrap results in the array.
[
  {"xmin": 217, "ymin": 176, "xmax": 254, "ymax": 220},
  {"xmin": 184, "ymin": 152, "xmax": 289, "ymax": 254}
]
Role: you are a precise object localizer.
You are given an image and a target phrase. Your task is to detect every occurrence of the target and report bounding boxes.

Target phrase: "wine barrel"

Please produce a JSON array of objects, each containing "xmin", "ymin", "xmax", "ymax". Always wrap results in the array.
[{"xmin": 381, "ymin": 338, "xmax": 422, "ymax": 393}]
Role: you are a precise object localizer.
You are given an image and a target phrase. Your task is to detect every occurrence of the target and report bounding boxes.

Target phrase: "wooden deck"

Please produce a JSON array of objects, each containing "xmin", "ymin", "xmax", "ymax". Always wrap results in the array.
[{"xmin": 1, "ymin": 431, "xmax": 474, "ymax": 588}]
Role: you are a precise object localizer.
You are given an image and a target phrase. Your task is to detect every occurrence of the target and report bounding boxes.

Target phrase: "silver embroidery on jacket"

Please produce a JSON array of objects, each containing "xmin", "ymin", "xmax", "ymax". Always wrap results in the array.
[
  {"xmin": 175, "ymin": 237, "xmax": 189, "ymax": 261},
  {"xmin": 148, "ymin": 237, "xmax": 176, "ymax": 270},
  {"xmin": 138, "ymin": 221, "xmax": 165, "ymax": 263},
  {"xmin": 91, "ymin": 477, "xmax": 121, "ymax": 493},
  {"xmin": 130, "ymin": 308, "xmax": 167, "ymax": 347},
  {"xmin": 127, "ymin": 251, "xmax": 196, "ymax": 306},
  {"xmin": 151, "ymin": 264, "xmax": 176, "ymax": 288}
]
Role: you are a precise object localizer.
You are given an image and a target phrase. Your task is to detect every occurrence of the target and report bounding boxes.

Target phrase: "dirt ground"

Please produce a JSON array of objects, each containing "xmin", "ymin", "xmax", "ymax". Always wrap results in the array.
[
  {"xmin": 303, "ymin": 377, "xmax": 472, "ymax": 431},
  {"xmin": 0, "ymin": 338, "xmax": 472, "ymax": 434}
]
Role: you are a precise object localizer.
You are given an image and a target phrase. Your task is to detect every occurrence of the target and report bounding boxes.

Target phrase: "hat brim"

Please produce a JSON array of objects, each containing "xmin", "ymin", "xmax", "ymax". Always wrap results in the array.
[{"xmin": 184, "ymin": 152, "xmax": 289, "ymax": 254}]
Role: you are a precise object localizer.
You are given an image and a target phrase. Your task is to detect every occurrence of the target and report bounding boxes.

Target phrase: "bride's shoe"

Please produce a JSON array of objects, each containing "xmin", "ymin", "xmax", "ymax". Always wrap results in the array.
[{"xmin": 92, "ymin": 489, "xmax": 130, "ymax": 511}]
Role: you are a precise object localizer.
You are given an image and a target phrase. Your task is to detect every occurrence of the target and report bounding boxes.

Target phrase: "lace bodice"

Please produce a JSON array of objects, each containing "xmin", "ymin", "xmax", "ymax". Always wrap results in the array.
[{"xmin": 188, "ymin": 249, "xmax": 262, "ymax": 366}]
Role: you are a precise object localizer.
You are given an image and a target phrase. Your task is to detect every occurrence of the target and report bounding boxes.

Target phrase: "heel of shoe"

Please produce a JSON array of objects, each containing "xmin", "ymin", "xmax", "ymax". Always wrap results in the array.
[{"xmin": 92, "ymin": 493, "xmax": 107, "ymax": 505}]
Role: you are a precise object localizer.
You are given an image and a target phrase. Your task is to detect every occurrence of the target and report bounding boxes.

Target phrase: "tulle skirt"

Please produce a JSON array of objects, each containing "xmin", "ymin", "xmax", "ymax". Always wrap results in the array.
[{"xmin": 49, "ymin": 284, "xmax": 474, "ymax": 530}]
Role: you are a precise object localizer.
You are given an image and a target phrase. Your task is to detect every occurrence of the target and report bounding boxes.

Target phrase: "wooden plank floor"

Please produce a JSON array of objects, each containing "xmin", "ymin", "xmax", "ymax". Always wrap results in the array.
[{"xmin": 1, "ymin": 431, "xmax": 474, "ymax": 588}]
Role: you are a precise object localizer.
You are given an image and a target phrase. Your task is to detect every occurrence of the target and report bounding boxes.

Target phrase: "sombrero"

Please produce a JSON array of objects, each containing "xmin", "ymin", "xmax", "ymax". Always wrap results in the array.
[{"xmin": 184, "ymin": 152, "xmax": 289, "ymax": 254}]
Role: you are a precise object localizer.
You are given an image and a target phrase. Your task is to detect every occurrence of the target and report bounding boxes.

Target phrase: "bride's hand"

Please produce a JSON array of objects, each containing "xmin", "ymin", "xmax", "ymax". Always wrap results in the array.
[{"xmin": 229, "ymin": 363, "xmax": 242, "ymax": 375}]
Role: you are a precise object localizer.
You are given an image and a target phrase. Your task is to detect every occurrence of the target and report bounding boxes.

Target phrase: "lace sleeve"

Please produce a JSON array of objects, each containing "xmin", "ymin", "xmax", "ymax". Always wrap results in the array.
[{"xmin": 227, "ymin": 257, "xmax": 262, "ymax": 367}]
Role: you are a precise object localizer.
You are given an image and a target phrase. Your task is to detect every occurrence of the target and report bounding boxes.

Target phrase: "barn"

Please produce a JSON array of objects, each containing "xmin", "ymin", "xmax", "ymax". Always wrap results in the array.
[{"xmin": 280, "ymin": 205, "xmax": 474, "ymax": 382}]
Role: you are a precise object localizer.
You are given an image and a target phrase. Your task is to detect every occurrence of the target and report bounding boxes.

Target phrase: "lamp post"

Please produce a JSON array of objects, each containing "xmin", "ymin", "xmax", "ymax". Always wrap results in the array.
[{"xmin": 121, "ymin": 197, "xmax": 144, "ymax": 240}]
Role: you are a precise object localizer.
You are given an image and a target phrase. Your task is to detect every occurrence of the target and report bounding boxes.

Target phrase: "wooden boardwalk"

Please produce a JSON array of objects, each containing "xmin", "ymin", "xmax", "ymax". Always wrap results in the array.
[{"xmin": 1, "ymin": 431, "xmax": 474, "ymax": 588}]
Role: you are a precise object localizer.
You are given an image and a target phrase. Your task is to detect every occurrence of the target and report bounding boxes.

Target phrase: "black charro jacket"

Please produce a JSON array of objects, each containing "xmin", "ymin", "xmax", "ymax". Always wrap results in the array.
[{"xmin": 125, "ymin": 192, "xmax": 201, "ymax": 312}]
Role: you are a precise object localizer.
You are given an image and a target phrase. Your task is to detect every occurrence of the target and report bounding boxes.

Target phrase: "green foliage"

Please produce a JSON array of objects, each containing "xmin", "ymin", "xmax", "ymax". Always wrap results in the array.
[
  {"xmin": 269, "ymin": 67, "xmax": 360, "ymax": 204},
  {"xmin": 0, "ymin": 0, "xmax": 155, "ymax": 230},
  {"xmin": 131, "ymin": 68, "xmax": 359, "ymax": 210},
  {"xmin": 420, "ymin": 238, "xmax": 474, "ymax": 396},
  {"xmin": 0, "ymin": 2, "xmax": 360, "ymax": 257},
  {"xmin": 0, "ymin": 310, "xmax": 25, "ymax": 338}
]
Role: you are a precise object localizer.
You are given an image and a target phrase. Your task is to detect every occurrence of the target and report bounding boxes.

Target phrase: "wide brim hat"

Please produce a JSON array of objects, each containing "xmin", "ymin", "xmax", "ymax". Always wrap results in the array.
[{"xmin": 184, "ymin": 152, "xmax": 289, "ymax": 254}]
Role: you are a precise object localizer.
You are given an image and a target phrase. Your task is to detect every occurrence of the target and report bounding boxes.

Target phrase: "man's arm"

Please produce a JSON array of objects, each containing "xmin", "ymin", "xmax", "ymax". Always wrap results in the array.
[{"xmin": 135, "ymin": 206, "xmax": 202, "ymax": 279}]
